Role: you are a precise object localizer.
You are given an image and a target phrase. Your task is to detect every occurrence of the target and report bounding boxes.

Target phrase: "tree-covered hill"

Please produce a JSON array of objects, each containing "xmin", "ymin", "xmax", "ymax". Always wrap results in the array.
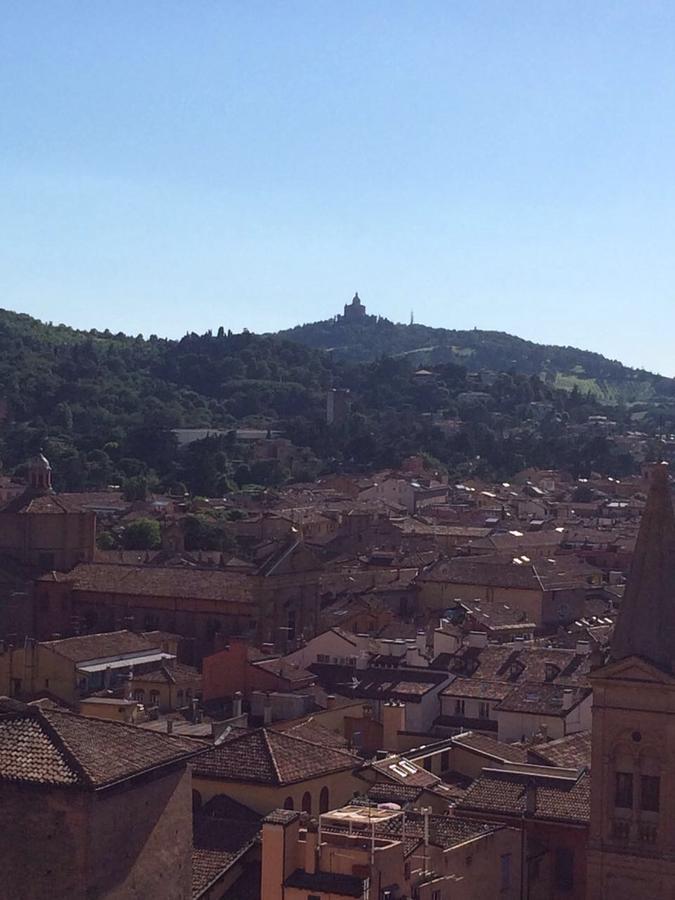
[
  {"xmin": 0, "ymin": 307, "xmax": 667, "ymax": 496},
  {"xmin": 275, "ymin": 314, "xmax": 673, "ymax": 404}
]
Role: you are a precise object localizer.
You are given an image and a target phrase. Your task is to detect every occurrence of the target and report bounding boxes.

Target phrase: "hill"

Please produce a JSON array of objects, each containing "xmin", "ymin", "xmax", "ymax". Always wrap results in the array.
[
  {"xmin": 275, "ymin": 312, "xmax": 673, "ymax": 405},
  {"xmin": 0, "ymin": 307, "xmax": 667, "ymax": 497}
]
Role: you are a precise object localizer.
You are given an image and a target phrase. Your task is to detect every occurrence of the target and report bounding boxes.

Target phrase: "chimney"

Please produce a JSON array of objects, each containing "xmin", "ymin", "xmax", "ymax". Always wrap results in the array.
[
  {"xmin": 362, "ymin": 703, "xmax": 373, "ymax": 719},
  {"xmin": 232, "ymin": 691, "xmax": 243, "ymax": 718},
  {"xmin": 326, "ymin": 695, "xmax": 337, "ymax": 709},
  {"xmin": 575, "ymin": 640, "xmax": 590, "ymax": 655},
  {"xmin": 304, "ymin": 819, "xmax": 319, "ymax": 875},
  {"xmin": 382, "ymin": 700, "xmax": 406, "ymax": 751},
  {"xmin": 562, "ymin": 688, "xmax": 574, "ymax": 710},
  {"xmin": 166, "ymin": 719, "xmax": 174, "ymax": 734},
  {"xmin": 191, "ymin": 698, "xmax": 199, "ymax": 723},
  {"xmin": 261, "ymin": 810, "xmax": 301, "ymax": 900},
  {"xmin": 263, "ymin": 693, "xmax": 273, "ymax": 725}
]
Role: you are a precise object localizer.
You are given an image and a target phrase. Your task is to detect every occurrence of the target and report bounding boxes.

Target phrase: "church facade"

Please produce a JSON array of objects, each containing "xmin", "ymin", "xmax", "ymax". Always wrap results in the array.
[{"xmin": 587, "ymin": 462, "xmax": 675, "ymax": 898}]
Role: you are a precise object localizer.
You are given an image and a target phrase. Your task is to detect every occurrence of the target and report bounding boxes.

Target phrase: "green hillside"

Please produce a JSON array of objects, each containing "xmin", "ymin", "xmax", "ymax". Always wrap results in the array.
[{"xmin": 275, "ymin": 315, "xmax": 673, "ymax": 404}]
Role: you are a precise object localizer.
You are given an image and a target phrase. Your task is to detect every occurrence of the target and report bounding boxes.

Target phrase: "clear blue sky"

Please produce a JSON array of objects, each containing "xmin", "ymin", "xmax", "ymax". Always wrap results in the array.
[{"xmin": 2, "ymin": 2, "xmax": 675, "ymax": 373}]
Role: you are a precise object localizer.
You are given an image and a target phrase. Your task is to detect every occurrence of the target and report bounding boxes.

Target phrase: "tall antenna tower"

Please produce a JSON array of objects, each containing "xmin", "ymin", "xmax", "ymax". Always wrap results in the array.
[{"xmin": 410, "ymin": 309, "xmax": 414, "ymax": 326}]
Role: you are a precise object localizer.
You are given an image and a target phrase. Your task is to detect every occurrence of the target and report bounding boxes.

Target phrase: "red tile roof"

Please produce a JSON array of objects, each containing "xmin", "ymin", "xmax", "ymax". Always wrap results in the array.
[
  {"xmin": 41, "ymin": 562, "xmax": 256, "ymax": 604},
  {"xmin": 529, "ymin": 731, "xmax": 592, "ymax": 770},
  {"xmin": 192, "ymin": 727, "xmax": 358, "ymax": 785},
  {"xmin": 0, "ymin": 700, "xmax": 204, "ymax": 789},
  {"xmin": 457, "ymin": 767, "xmax": 590, "ymax": 825},
  {"xmin": 452, "ymin": 731, "xmax": 529, "ymax": 764},
  {"xmin": 41, "ymin": 630, "xmax": 158, "ymax": 662}
]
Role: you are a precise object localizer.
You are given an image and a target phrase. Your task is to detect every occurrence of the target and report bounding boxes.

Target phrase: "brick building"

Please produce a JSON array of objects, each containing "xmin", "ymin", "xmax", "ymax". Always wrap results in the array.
[{"xmin": 0, "ymin": 698, "xmax": 204, "ymax": 899}]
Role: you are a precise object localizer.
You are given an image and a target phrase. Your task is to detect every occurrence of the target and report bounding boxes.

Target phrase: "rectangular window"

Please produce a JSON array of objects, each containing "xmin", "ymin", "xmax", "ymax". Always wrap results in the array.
[
  {"xmin": 423, "ymin": 757, "xmax": 433, "ymax": 772},
  {"xmin": 554, "ymin": 847, "xmax": 574, "ymax": 891},
  {"xmin": 478, "ymin": 701, "xmax": 489, "ymax": 719},
  {"xmin": 455, "ymin": 699, "xmax": 465, "ymax": 716},
  {"xmin": 440, "ymin": 750, "xmax": 450, "ymax": 771},
  {"xmin": 641, "ymin": 775, "xmax": 660, "ymax": 813},
  {"xmin": 316, "ymin": 654, "xmax": 330, "ymax": 663},
  {"xmin": 615, "ymin": 772, "xmax": 634, "ymax": 809},
  {"xmin": 500, "ymin": 853, "xmax": 512, "ymax": 890}
]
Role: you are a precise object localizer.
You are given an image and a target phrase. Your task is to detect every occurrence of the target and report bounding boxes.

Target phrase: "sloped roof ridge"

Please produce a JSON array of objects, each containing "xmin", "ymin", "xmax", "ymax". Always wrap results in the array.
[
  {"xmin": 31, "ymin": 707, "xmax": 94, "ymax": 788},
  {"xmin": 266, "ymin": 726, "xmax": 356, "ymax": 761},
  {"xmin": 262, "ymin": 728, "xmax": 283, "ymax": 784},
  {"xmin": 42, "ymin": 706, "xmax": 205, "ymax": 785}
]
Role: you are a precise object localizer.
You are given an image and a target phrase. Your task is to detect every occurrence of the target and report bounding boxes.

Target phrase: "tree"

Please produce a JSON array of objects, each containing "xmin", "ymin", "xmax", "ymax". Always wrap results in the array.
[{"xmin": 122, "ymin": 518, "xmax": 161, "ymax": 550}]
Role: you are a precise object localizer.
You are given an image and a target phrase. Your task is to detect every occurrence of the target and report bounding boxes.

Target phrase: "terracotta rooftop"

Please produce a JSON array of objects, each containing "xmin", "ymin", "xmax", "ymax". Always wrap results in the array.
[
  {"xmin": 131, "ymin": 662, "xmax": 202, "ymax": 687},
  {"xmin": 381, "ymin": 808, "xmax": 496, "ymax": 849},
  {"xmin": 193, "ymin": 817, "xmax": 259, "ymax": 898},
  {"xmin": 193, "ymin": 796, "xmax": 262, "ymax": 898},
  {"xmin": 529, "ymin": 731, "xmax": 592, "ymax": 770},
  {"xmin": 273, "ymin": 718, "xmax": 349, "ymax": 751},
  {"xmin": 495, "ymin": 682, "xmax": 590, "ymax": 717},
  {"xmin": 0, "ymin": 699, "xmax": 204, "ymax": 789},
  {"xmin": 41, "ymin": 630, "xmax": 159, "ymax": 663},
  {"xmin": 456, "ymin": 767, "xmax": 590, "ymax": 825},
  {"xmin": 451, "ymin": 731, "xmax": 529, "ymax": 764},
  {"xmin": 192, "ymin": 727, "xmax": 358, "ymax": 785},
  {"xmin": 40, "ymin": 563, "xmax": 256, "ymax": 604}
]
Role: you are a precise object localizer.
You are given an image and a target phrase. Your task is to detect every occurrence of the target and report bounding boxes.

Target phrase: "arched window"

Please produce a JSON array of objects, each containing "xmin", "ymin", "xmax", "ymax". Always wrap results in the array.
[
  {"xmin": 302, "ymin": 792, "xmax": 312, "ymax": 814},
  {"xmin": 319, "ymin": 786, "xmax": 330, "ymax": 813},
  {"xmin": 149, "ymin": 690, "xmax": 160, "ymax": 706},
  {"xmin": 283, "ymin": 796, "xmax": 294, "ymax": 810}
]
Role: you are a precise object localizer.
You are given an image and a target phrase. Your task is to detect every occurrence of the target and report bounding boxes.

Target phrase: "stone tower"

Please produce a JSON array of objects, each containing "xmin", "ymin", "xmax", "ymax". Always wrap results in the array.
[
  {"xmin": 27, "ymin": 452, "xmax": 52, "ymax": 493},
  {"xmin": 587, "ymin": 462, "xmax": 675, "ymax": 898}
]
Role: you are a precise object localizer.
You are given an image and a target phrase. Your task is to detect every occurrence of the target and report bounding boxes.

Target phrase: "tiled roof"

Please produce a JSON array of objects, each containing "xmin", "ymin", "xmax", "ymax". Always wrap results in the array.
[
  {"xmin": 461, "ymin": 598, "xmax": 536, "ymax": 630},
  {"xmin": 496, "ymin": 683, "xmax": 590, "ymax": 716},
  {"xmin": 273, "ymin": 718, "xmax": 349, "ymax": 750},
  {"xmin": 452, "ymin": 731, "xmax": 529, "ymax": 764},
  {"xmin": 529, "ymin": 731, "xmax": 592, "ymax": 770},
  {"xmin": 418, "ymin": 558, "xmax": 543, "ymax": 590},
  {"xmin": 456, "ymin": 768, "xmax": 590, "ymax": 825},
  {"xmin": 192, "ymin": 727, "xmax": 358, "ymax": 785},
  {"xmin": 366, "ymin": 782, "xmax": 424, "ymax": 804},
  {"xmin": 441, "ymin": 678, "xmax": 511, "ymax": 701},
  {"xmin": 41, "ymin": 630, "xmax": 159, "ymax": 662},
  {"xmin": 445, "ymin": 644, "xmax": 589, "ymax": 686},
  {"xmin": 132, "ymin": 662, "xmax": 202, "ymax": 687},
  {"xmin": 370, "ymin": 755, "xmax": 440, "ymax": 789},
  {"xmin": 0, "ymin": 715, "xmax": 79, "ymax": 785},
  {"xmin": 382, "ymin": 809, "xmax": 495, "ymax": 849},
  {"xmin": 253, "ymin": 658, "xmax": 315, "ymax": 685},
  {"xmin": 192, "ymin": 814, "xmax": 260, "ymax": 898},
  {"xmin": 0, "ymin": 700, "xmax": 204, "ymax": 789},
  {"xmin": 42, "ymin": 563, "xmax": 255, "ymax": 604}
]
